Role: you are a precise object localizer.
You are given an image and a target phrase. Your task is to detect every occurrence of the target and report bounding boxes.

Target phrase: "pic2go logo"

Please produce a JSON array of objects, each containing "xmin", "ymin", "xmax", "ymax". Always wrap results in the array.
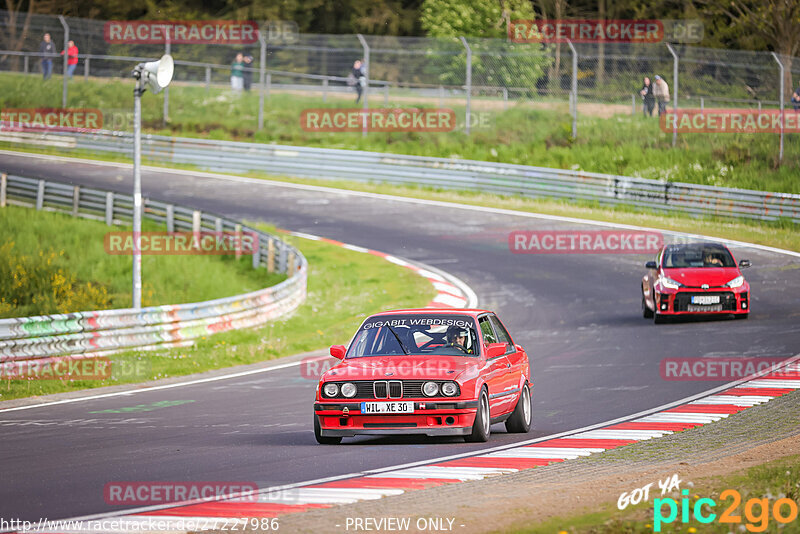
[{"xmin": 654, "ymin": 489, "xmax": 799, "ymax": 532}]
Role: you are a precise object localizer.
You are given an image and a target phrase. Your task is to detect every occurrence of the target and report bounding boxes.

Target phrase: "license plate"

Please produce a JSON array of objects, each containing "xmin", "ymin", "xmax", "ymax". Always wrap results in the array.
[
  {"xmin": 691, "ymin": 295, "xmax": 720, "ymax": 305},
  {"xmin": 360, "ymin": 401, "xmax": 414, "ymax": 414},
  {"xmin": 688, "ymin": 304, "xmax": 723, "ymax": 312}
]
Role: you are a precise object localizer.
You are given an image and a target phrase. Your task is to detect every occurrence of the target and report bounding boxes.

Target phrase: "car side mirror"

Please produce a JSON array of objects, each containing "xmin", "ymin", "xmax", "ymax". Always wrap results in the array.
[
  {"xmin": 329, "ymin": 345, "xmax": 346, "ymax": 360},
  {"xmin": 486, "ymin": 343, "xmax": 507, "ymax": 358},
  {"xmin": 739, "ymin": 259, "xmax": 751, "ymax": 268},
  {"xmin": 645, "ymin": 261, "xmax": 658, "ymax": 269}
]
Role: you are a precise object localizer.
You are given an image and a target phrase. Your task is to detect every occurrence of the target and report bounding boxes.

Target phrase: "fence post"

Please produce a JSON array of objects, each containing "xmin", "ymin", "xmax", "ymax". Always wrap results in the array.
[
  {"xmin": 235, "ymin": 223, "xmax": 243, "ymax": 260},
  {"xmin": 0, "ymin": 174, "xmax": 6, "ymax": 208},
  {"xmin": 322, "ymin": 78, "xmax": 328, "ymax": 102},
  {"xmin": 771, "ymin": 52, "xmax": 784, "ymax": 164},
  {"xmin": 632, "ymin": 94, "xmax": 636, "ymax": 115},
  {"xmin": 666, "ymin": 43, "xmax": 678, "ymax": 147},
  {"xmin": 460, "ymin": 37, "xmax": 472, "ymax": 135},
  {"xmin": 84, "ymin": 57, "xmax": 89, "ymax": 80},
  {"xmin": 24, "ymin": 55, "xmax": 29, "ymax": 74},
  {"xmin": 503, "ymin": 87, "xmax": 508, "ymax": 110},
  {"xmin": 700, "ymin": 96, "xmax": 704, "ymax": 112},
  {"xmin": 267, "ymin": 238, "xmax": 275, "ymax": 273},
  {"xmin": 566, "ymin": 39, "xmax": 577, "ymax": 139},
  {"xmin": 357, "ymin": 34, "xmax": 370, "ymax": 137},
  {"xmin": 163, "ymin": 38, "xmax": 171, "ymax": 127},
  {"xmin": 58, "ymin": 15, "xmax": 69, "ymax": 107},
  {"xmin": 215, "ymin": 217, "xmax": 222, "ymax": 233},
  {"xmin": 105, "ymin": 191, "xmax": 114, "ymax": 225},
  {"xmin": 36, "ymin": 180, "xmax": 45, "ymax": 210},
  {"xmin": 72, "ymin": 185, "xmax": 79, "ymax": 216},
  {"xmin": 258, "ymin": 31, "xmax": 266, "ymax": 130},
  {"xmin": 251, "ymin": 233, "xmax": 260, "ymax": 269},
  {"xmin": 205, "ymin": 66, "xmax": 211, "ymax": 92},
  {"xmin": 166, "ymin": 204, "xmax": 175, "ymax": 232}
]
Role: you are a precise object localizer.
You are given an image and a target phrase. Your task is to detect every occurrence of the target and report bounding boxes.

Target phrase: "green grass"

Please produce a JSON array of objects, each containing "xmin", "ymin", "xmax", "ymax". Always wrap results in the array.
[
  {"xmin": 0, "ymin": 205, "xmax": 282, "ymax": 318},
  {"xmin": 0, "ymin": 224, "xmax": 437, "ymax": 401},
  {"xmin": 2, "ymin": 72, "xmax": 799, "ymax": 193},
  {"xmin": 508, "ymin": 454, "xmax": 800, "ymax": 534}
]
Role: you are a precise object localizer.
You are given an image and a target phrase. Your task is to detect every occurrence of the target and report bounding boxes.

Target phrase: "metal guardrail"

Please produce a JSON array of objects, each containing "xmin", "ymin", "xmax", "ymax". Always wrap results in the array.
[
  {"xmin": 0, "ymin": 173, "xmax": 307, "ymax": 362},
  {"xmin": 1, "ymin": 130, "xmax": 797, "ymax": 223}
]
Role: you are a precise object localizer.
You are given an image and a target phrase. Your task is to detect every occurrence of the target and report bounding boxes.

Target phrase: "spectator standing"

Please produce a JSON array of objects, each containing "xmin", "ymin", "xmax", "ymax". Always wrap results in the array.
[
  {"xmin": 39, "ymin": 33, "xmax": 55, "ymax": 80},
  {"xmin": 792, "ymin": 85, "xmax": 800, "ymax": 111},
  {"xmin": 352, "ymin": 59, "xmax": 366, "ymax": 103},
  {"xmin": 242, "ymin": 50, "xmax": 254, "ymax": 91},
  {"xmin": 639, "ymin": 76, "xmax": 655, "ymax": 116},
  {"xmin": 653, "ymin": 75, "xmax": 670, "ymax": 116},
  {"xmin": 60, "ymin": 40, "xmax": 78, "ymax": 78},
  {"xmin": 231, "ymin": 53, "xmax": 244, "ymax": 91}
]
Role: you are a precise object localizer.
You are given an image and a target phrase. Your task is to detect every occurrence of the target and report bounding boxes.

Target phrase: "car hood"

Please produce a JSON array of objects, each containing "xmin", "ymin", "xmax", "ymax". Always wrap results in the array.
[
  {"xmin": 663, "ymin": 267, "xmax": 741, "ymax": 287},
  {"xmin": 323, "ymin": 355, "xmax": 478, "ymax": 382}
]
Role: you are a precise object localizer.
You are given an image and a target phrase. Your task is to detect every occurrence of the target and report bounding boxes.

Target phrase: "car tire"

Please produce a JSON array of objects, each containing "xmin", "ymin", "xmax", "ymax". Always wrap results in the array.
[
  {"xmin": 314, "ymin": 414, "xmax": 342, "ymax": 445},
  {"xmin": 505, "ymin": 382, "xmax": 531, "ymax": 433},
  {"xmin": 465, "ymin": 388, "xmax": 490, "ymax": 443},
  {"xmin": 642, "ymin": 293, "xmax": 654, "ymax": 319},
  {"xmin": 654, "ymin": 312, "xmax": 667, "ymax": 324},
  {"xmin": 735, "ymin": 313, "xmax": 749, "ymax": 320}
]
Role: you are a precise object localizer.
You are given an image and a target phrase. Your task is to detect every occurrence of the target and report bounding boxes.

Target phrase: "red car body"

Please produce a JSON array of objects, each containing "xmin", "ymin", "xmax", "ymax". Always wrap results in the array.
[
  {"xmin": 642, "ymin": 242, "xmax": 751, "ymax": 323},
  {"xmin": 314, "ymin": 308, "xmax": 532, "ymax": 444}
]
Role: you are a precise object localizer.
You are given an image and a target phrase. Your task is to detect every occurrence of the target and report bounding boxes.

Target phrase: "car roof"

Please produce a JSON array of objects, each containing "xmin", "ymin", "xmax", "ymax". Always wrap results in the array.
[
  {"xmin": 369, "ymin": 308, "xmax": 492, "ymax": 318},
  {"xmin": 663, "ymin": 241, "xmax": 730, "ymax": 251}
]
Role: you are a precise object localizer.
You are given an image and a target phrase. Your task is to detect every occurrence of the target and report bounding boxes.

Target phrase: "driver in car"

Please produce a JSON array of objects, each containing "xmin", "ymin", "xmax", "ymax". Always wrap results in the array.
[
  {"xmin": 704, "ymin": 251, "xmax": 723, "ymax": 267},
  {"xmin": 445, "ymin": 325, "xmax": 473, "ymax": 354}
]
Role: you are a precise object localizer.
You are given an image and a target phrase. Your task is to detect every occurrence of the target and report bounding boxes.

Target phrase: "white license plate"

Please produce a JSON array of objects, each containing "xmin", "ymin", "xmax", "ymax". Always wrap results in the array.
[
  {"xmin": 688, "ymin": 304, "xmax": 723, "ymax": 312},
  {"xmin": 360, "ymin": 401, "xmax": 414, "ymax": 414},
  {"xmin": 691, "ymin": 295, "xmax": 720, "ymax": 305}
]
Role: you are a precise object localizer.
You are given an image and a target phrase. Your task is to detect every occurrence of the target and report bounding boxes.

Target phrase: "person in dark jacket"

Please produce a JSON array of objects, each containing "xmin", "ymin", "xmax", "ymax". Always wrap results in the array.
[
  {"xmin": 242, "ymin": 50, "xmax": 254, "ymax": 91},
  {"xmin": 39, "ymin": 33, "xmax": 55, "ymax": 80},
  {"xmin": 639, "ymin": 76, "xmax": 655, "ymax": 117},
  {"xmin": 352, "ymin": 59, "xmax": 366, "ymax": 103}
]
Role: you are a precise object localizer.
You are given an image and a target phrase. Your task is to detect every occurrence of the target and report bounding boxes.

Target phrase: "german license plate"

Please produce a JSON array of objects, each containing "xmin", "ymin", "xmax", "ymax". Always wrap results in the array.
[
  {"xmin": 360, "ymin": 401, "xmax": 414, "ymax": 414},
  {"xmin": 688, "ymin": 304, "xmax": 723, "ymax": 312},
  {"xmin": 691, "ymin": 295, "xmax": 720, "ymax": 305}
]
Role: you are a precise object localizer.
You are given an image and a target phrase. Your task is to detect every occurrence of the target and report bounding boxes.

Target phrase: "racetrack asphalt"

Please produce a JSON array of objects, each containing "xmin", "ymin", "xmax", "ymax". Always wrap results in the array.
[{"xmin": 1, "ymin": 151, "xmax": 799, "ymax": 523}]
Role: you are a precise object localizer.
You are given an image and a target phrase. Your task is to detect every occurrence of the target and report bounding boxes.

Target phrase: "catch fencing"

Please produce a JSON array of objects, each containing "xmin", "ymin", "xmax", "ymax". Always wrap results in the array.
[
  {"xmin": 0, "ymin": 173, "xmax": 307, "ymax": 362},
  {"xmin": 1, "ymin": 10, "xmax": 799, "ymax": 161},
  {"xmin": 2, "ymin": 130, "xmax": 796, "ymax": 224}
]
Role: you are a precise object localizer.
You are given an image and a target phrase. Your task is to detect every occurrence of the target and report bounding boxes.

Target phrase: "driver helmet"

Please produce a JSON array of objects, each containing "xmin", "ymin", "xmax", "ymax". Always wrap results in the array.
[{"xmin": 446, "ymin": 325, "xmax": 470, "ymax": 348}]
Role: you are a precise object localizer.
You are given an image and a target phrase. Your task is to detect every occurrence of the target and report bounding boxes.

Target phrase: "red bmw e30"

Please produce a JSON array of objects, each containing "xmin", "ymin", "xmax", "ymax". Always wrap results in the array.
[
  {"xmin": 642, "ymin": 242, "xmax": 751, "ymax": 323},
  {"xmin": 314, "ymin": 309, "xmax": 532, "ymax": 444}
]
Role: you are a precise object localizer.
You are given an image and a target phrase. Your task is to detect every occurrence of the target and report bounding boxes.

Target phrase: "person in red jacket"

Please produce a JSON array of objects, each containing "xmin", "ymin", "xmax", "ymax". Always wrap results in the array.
[{"xmin": 60, "ymin": 40, "xmax": 78, "ymax": 78}]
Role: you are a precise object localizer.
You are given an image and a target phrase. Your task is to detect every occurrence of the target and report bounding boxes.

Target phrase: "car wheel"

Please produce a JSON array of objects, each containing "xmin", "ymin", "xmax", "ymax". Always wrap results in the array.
[
  {"xmin": 654, "ymin": 312, "xmax": 667, "ymax": 324},
  {"xmin": 505, "ymin": 382, "xmax": 531, "ymax": 433},
  {"xmin": 314, "ymin": 414, "xmax": 342, "ymax": 445},
  {"xmin": 642, "ymin": 293, "xmax": 654, "ymax": 319},
  {"xmin": 465, "ymin": 388, "xmax": 490, "ymax": 443}
]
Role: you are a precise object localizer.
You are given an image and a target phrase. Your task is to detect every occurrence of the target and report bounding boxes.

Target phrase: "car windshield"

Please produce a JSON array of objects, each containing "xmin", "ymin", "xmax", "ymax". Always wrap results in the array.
[
  {"xmin": 347, "ymin": 314, "xmax": 479, "ymax": 358},
  {"xmin": 663, "ymin": 244, "xmax": 735, "ymax": 268}
]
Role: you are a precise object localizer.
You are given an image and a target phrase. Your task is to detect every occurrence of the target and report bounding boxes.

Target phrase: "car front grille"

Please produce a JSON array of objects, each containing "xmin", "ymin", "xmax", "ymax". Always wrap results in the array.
[
  {"xmin": 323, "ymin": 380, "xmax": 455, "ymax": 399},
  {"xmin": 674, "ymin": 292, "xmax": 736, "ymax": 312}
]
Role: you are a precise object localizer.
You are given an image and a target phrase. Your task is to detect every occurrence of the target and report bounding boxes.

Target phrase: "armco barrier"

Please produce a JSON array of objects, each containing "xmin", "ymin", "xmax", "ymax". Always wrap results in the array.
[
  {"xmin": 0, "ymin": 174, "xmax": 307, "ymax": 362},
  {"xmin": 1, "ymin": 130, "xmax": 798, "ymax": 223}
]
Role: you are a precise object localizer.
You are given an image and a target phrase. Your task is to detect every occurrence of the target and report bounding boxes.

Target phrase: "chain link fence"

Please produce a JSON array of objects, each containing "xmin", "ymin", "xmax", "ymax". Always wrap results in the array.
[{"xmin": 1, "ymin": 9, "xmax": 798, "ymax": 163}]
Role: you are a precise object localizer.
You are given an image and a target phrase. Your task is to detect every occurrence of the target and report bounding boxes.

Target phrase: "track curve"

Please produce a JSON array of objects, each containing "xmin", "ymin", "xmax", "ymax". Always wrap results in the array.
[{"xmin": 1, "ymin": 151, "xmax": 799, "ymax": 523}]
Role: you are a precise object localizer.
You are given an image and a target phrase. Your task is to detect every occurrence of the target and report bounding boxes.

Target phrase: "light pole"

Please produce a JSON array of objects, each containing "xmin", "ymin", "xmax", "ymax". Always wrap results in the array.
[{"xmin": 131, "ymin": 54, "xmax": 174, "ymax": 308}]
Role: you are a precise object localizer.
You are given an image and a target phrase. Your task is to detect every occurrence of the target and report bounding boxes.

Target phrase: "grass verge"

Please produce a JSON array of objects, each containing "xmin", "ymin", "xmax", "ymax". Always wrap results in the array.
[
  {"xmin": 1, "ymin": 72, "xmax": 799, "ymax": 192},
  {"xmin": 0, "ymin": 204, "xmax": 282, "ymax": 318},
  {"xmin": 0, "ymin": 224, "xmax": 437, "ymax": 401}
]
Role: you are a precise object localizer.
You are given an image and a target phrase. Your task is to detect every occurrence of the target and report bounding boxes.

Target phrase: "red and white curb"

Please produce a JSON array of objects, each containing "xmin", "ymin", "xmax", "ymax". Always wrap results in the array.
[
  {"xmin": 282, "ymin": 230, "xmax": 478, "ymax": 309},
  {"xmin": 31, "ymin": 358, "xmax": 800, "ymax": 533}
]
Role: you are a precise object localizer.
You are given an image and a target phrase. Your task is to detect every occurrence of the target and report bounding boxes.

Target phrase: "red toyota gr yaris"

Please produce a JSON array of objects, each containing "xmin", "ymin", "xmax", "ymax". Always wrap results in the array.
[
  {"xmin": 642, "ymin": 242, "xmax": 751, "ymax": 323},
  {"xmin": 314, "ymin": 309, "xmax": 532, "ymax": 444}
]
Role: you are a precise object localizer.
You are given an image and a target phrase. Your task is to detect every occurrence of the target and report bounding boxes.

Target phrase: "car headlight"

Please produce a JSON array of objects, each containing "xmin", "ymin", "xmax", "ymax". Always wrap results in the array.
[
  {"xmin": 422, "ymin": 381, "xmax": 439, "ymax": 397},
  {"xmin": 340, "ymin": 382, "xmax": 357, "ymax": 398},
  {"xmin": 658, "ymin": 275, "xmax": 683, "ymax": 290},
  {"xmin": 441, "ymin": 382, "xmax": 458, "ymax": 396},
  {"xmin": 323, "ymin": 383, "xmax": 339, "ymax": 397},
  {"xmin": 726, "ymin": 276, "xmax": 744, "ymax": 288}
]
